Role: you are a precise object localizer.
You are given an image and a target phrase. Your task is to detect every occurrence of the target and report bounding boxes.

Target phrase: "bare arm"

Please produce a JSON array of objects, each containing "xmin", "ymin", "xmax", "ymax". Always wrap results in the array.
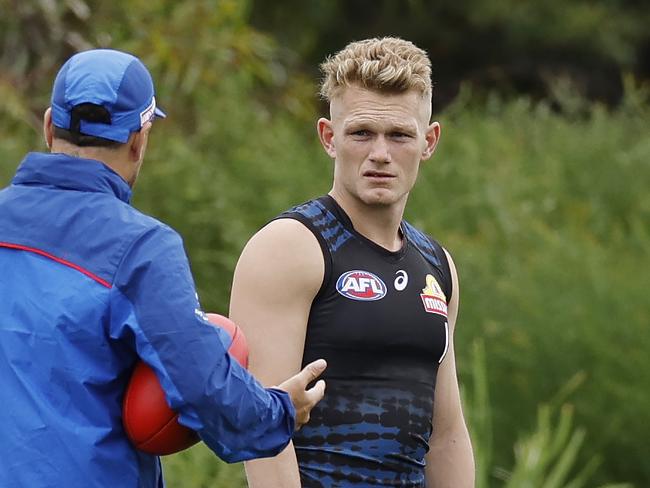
[
  {"xmin": 229, "ymin": 219, "xmax": 324, "ymax": 488},
  {"xmin": 425, "ymin": 250, "xmax": 475, "ymax": 487}
]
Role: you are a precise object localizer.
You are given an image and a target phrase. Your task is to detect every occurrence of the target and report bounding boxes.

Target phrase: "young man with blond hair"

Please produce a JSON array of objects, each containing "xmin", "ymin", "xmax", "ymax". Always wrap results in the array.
[{"xmin": 231, "ymin": 37, "xmax": 474, "ymax": 487}]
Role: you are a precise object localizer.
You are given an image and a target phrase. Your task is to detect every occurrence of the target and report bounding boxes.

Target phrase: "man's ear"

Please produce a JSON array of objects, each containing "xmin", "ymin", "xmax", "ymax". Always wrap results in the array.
[
  {"xmin": 129, "ymin": 122, "xmax": 152, "ymax": 162},
  {"xmin": 43, "ymin": 108, "xmax": 54, "ymax": 150},
  {"xmin": 317, "ymin": 118, "xmax": 336, "ymax": 159},
  {"xmin": 422, "ymin": 121, "xmax": 441, "ymax": 161}
]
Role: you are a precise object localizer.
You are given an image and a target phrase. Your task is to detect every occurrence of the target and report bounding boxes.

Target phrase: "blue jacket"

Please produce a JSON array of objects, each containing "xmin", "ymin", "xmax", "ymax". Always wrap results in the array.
[{"xmin": 0, "ymin": 153, "xmax": 295, "ymax": 487}]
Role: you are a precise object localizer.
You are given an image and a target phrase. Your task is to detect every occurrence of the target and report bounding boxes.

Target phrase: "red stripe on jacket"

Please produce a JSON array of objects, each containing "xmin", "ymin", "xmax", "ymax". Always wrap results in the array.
[{"xmin": 0, "ymin": 242, "xmax": 112, "ymax": 288}]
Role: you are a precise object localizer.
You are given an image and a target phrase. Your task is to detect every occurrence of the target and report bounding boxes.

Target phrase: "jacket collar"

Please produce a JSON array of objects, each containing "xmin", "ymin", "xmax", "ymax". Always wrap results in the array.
[{"xmin": 12, "ymin": 152, "xmax": 133, "ymax": 204}]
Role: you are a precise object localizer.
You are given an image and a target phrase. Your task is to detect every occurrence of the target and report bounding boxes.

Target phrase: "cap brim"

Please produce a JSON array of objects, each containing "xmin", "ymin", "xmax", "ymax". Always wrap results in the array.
[{"xmin": 154, "ymin": 107, "xmax": 166, "ymax": 119}]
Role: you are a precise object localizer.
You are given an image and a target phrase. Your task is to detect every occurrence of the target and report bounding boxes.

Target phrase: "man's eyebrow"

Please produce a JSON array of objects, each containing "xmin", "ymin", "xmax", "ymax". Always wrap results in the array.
[
  {"xmin": 390, "ymin": 123, "xmax": 418, "ymax": 132},
  {"xmin": 342, "ymin": 120, "xmax": 372, "ymax": 132},
  {"xmin": 343, "ymin": 119, "xmax": 418, "ymax": 131}
]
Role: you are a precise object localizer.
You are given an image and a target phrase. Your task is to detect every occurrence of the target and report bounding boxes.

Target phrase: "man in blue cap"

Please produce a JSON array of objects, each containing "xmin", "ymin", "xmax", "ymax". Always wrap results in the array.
[{"xmin": 0, "ymin": 49, "xmax": 326, "ymax": 487}]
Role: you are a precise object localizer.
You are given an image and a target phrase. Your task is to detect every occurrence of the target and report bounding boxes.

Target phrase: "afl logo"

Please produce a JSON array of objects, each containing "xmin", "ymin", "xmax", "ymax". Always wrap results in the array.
[{"xmin": 336, "ymin": 270, "xmax": 387, "ymax": 301}]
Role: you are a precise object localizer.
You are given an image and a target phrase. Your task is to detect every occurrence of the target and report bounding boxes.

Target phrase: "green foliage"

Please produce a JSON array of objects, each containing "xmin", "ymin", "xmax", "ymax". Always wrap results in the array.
[
  {"xmin": 503, "ymin": 403, "xmax": 598, "ymax": 488},
  {"xmin": 465, "ymin": 340, "xmax": 492, "ymax": 487},
  {"xmin": 162, "ymin": 443, "xmax": 246, "ymax": 488},
  {"xmin": 251, "ymin": 0, "xmax": 650, "ymax": 65},
  {"xmin": 249, "ymin": 0, "xmax": 650, "ymax": 105},
  {"xmin": 1, "ymin": 2, "xmax": 649, "ymax": 486},
  {"xmin": 467, "ymin": 340, "xmax": 634, "ymax": 488},
  {"xmin": 410, "ymin": 83, "xmax": 649, "ymax": 485}
]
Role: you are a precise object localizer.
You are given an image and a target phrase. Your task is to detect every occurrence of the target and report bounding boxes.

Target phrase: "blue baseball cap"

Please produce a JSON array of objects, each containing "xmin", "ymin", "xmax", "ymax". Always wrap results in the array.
[{"xmin": 51, "ymin": 49, "xmax": 166, "ymax": 143}]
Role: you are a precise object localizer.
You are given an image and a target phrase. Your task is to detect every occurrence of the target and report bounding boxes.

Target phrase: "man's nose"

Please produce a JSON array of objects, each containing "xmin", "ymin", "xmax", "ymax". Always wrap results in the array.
[{"xmin": 368, "ymin": 136, "xmax": 391, "ymax": 164}]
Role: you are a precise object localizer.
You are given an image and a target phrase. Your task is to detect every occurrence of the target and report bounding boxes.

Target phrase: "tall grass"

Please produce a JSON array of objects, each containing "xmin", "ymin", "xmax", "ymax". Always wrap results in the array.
[
  {"xmin": 466, "ymin": 340, "xmax": 634, "ymax": 488},
  {"xmin": 418, "ymin": 82, "xmax": 649, "ymax": 485},
  {"xmin": 1, "ymin": 80, "xmax": 648, "ymax": 485}
]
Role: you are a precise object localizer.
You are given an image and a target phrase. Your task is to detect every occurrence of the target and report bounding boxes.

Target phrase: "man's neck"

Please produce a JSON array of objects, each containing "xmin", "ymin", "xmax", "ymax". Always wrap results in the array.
[
  {"xmin": 329, "ymin": 192, "xmax": 406, "ymax": 252},
  {"xmin": 49, "ymin": 141, "xmax": 133, "ymax": 186}
]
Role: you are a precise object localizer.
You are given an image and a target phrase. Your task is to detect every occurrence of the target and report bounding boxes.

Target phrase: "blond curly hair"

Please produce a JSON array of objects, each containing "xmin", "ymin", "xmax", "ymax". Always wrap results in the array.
[{"xmin": 319, "ymin": 37, "xmax": 432, "ymax": 101}]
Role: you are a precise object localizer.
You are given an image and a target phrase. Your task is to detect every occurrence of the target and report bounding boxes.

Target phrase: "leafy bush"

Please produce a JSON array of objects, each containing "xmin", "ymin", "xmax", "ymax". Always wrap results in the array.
[
  {"xmin": 1, "ymin": 2, "xmax": 649, "ymax": 486},
  {"xmin": 412, "ymin": 82, "xmax": 649, "ymax": 485}
]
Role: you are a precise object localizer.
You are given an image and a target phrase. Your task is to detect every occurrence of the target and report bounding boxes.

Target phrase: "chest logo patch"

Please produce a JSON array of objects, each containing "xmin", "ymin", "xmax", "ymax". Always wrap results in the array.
[
  {"xmin": 394, "ymin": 270, "xmax": 408, "ymax": 291},
  {"xmin": 420, "ymin": 274, "xmax": 448, "ymax": 317},
  {"xmin": 336, "ymin": 270, "xmax": 387, "ymax": 301}
]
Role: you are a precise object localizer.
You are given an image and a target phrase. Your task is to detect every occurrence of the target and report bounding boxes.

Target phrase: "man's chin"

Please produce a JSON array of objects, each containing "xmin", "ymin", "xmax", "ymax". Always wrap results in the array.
[{"xmin": 360, "ymin": 189, "xmax": 401, "ymax": 207}]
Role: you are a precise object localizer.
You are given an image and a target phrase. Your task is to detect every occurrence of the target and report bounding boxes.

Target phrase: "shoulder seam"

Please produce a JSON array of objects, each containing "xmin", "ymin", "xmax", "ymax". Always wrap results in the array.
[{"xmin": 402, "ymin": 221, "xmax": 453, "ymax": 301}]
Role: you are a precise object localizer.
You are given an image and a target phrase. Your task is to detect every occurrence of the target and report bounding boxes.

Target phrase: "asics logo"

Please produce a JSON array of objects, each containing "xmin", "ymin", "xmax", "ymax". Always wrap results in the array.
[{"xmin": 394, "ymin": 270, "xmax": 408, "ymax": 291}]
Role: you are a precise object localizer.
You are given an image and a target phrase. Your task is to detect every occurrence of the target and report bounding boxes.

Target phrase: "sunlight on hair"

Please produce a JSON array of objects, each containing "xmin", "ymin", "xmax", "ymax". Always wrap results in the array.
[{"xmin": 320, "ymin": 37, "xmax": 432, "ymax": 101}]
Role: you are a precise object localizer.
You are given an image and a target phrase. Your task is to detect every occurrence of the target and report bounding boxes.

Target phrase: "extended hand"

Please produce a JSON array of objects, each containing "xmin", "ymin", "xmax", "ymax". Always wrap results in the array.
[{"xmin": 276, "ymin": 359, "xmax": 327, "ymax": 430}]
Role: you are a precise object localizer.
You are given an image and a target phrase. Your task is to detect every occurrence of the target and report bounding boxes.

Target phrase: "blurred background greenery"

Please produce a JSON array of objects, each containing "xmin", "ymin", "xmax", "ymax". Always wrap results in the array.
[{"xmin": 1, "ymin": 0, "xmax": 648, "ymax": 486}]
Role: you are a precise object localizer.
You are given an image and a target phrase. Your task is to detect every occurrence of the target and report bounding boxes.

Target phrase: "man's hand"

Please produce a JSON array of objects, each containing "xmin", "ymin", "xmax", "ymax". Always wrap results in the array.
[{"xmin": 276, "ymin": 359, "xmax": 327, "ymax": 430}]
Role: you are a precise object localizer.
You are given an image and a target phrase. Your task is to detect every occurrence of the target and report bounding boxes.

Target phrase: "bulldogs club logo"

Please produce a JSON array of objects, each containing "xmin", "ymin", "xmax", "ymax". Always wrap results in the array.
[
  {"xmin": 420, "ymin": 274, "xmax": 448, "ymax": 317},
  {"xmin": 336, "ymin": 270, "xmax": 387, "ymax": 301}
]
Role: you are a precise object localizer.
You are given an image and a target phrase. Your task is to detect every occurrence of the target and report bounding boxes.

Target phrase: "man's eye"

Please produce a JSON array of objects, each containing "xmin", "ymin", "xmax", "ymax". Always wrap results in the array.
[
  {"xmin": 391, "ymin": 132, "xmax": 411, "ymax": 139},
  {"xmin": 351, "ymin": 130, "xmax": 370, "ymax": 137}
]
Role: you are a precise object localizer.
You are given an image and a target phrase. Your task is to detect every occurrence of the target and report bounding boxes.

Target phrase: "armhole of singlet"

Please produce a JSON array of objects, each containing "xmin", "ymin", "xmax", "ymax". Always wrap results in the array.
[
  {"xmin": 429, "ymin": 238, "xmax": 454, "ymax": 305},
  {"xmin": 272, "ymin": 214, "xmax": 333, "ymax": 303}
]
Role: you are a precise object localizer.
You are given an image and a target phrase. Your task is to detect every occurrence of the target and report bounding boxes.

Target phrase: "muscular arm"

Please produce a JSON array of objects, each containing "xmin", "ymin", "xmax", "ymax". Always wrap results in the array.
[
  {"xmin": 425, "ymin": 250, "xmax": 475, "ymax": 487},
  {"xmin": 229, "ymin": 218, "xmax": 324, "ymax": 488}
]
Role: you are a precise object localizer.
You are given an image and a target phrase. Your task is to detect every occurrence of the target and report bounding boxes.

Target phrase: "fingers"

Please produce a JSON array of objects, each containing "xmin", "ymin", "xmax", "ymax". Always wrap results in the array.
[
  {"xmin": 275, "ymin": 359, "xmax": 327, "ymax": 431},
  {"xmin": 278, "ymin": 359, "xmax": 327, "ymax": 429},
  {"xmin": 297, "ymin": 359, "xmax": 327, "ymax": 387},
  {"xmin": 274, "ymin": 359, "xmax": 326, "ymax": 392},
  {"xmin": 294, "ymin": 379, "xmax": 327, "ymax": 431},
  {"xmin": 279, "ymin": 359, "xmax": 326, "ymax": 392},
  {"xmin": 307, "ymin": 379, "xmax": 326, "ymax": 404}
]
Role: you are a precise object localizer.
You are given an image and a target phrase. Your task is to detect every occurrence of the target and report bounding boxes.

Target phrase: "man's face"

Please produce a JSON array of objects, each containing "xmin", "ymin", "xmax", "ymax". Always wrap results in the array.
[{"xmin": 319, "ymin": 84, "xmax": 439, "ymax": 210}]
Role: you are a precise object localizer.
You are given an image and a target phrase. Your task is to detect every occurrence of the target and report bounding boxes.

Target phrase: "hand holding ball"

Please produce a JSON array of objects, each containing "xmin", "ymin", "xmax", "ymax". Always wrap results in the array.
[{"xmin": 122, "ymin": 313, "xmax": 249, "ymax": 455}]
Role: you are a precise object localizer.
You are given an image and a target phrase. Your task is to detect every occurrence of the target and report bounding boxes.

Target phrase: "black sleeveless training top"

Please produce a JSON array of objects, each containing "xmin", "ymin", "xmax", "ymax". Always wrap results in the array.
[{"xmin": 276, "ymin": 195, "xmax": 452, "ymax": 487}]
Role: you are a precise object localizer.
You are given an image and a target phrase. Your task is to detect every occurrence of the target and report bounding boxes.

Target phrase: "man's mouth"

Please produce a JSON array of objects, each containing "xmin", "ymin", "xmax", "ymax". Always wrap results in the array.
[{"xmin": 363, "ymin": 170, "xmax": 395, "ymax": 178}]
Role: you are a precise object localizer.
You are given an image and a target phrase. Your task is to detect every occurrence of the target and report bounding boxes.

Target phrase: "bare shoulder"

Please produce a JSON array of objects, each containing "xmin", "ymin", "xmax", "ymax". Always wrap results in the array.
[
  {"xmin": 233, "ymin": 218, "xmax": 324, "ymax": 299},
  {"xmin": 246, "ymin": 218, "xmax": 321, "ymax": 253}
]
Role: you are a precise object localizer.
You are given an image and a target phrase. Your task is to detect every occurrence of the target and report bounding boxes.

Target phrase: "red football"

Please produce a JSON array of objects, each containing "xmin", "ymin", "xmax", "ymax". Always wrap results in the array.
[{"xmin": 122, "ymin": 313, "xmax": 249, "ymax": 455}]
